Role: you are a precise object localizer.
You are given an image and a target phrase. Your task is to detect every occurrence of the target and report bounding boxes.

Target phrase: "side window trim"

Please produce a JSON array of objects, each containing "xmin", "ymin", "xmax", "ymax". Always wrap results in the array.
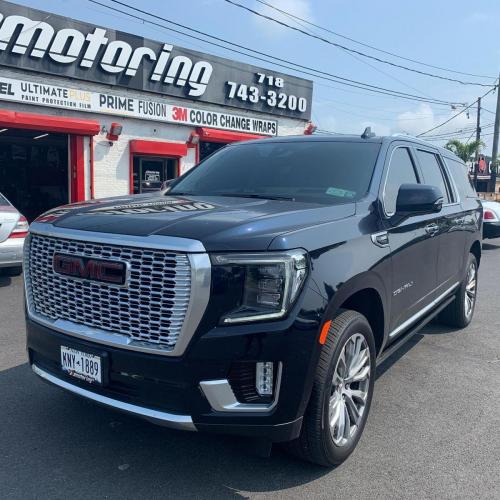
[
  {"xmin": 381, "ymin": 144, "xmax": 420, "ymax": 217},
  {"xmin": 437, "ymin": 154, "xmax": 460, "ymax": 204},
  {"xmin": 414, "ymin": 147, "xmax": 454, "ymax": 206}
]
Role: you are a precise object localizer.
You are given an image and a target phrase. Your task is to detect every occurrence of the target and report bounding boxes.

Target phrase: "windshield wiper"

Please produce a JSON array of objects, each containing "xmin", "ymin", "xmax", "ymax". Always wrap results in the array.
[{"xmin": 215, "ymin": 193, "xmax": 296, "ymax": 201}]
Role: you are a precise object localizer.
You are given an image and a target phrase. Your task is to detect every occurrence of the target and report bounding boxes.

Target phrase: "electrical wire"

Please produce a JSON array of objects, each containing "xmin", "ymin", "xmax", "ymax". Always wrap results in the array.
[
  {"xmin": 255, "ymin": 0, "xmax": 434, "ymax": 100},
  {"xmin": 423, "ymin": 123, "xmax": 495, "ymax": 139},
  {"xmin": 224, "ymin": 0, "xmax": 495, "ymax": 87},
  {"xmin": 417, "ymin": 87, "xmax": 497, "ymax": 136},
  {"xmin": 92, "ymin": 0, "xmax": 465, "ymax": 107},
  {"xmin": 426, "ymin": 131, "xmax": 495, "ymax": 142},
  {"xmin": 252, "ymin": 0, "xmax": 496, "ymax": 80}
]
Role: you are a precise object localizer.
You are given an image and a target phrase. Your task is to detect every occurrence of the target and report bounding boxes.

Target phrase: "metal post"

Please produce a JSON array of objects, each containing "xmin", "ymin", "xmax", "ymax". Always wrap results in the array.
[
  {"xmin": 490, "ymin": 76, "xmax": 500, "ymax": 192},
  {"xmin": 473, "ymin": 97, "xmax": 481, "ymax": 187}
]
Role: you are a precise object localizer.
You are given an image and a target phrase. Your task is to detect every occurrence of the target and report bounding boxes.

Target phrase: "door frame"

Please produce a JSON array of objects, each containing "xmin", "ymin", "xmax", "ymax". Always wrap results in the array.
[
  {"xmin": 129, "ymin": 139, "xmax": 188, "ymax": 194},
  {"xmin": 0, "ymin": 109, "xmax": 99, "ymax": 205}
]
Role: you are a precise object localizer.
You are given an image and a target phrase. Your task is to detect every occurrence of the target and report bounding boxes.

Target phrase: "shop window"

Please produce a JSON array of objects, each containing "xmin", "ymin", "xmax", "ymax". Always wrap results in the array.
[
  {"xmin": 133, "ymin": 156, "xmax": 178, "ymax": 194},
  {"xmin": 199, "ymin": 141, "xmax": 226, "ymax": 161},
  {"xmin": 0, "ymin": 129, "xmax": 69, "ymax": 221}
]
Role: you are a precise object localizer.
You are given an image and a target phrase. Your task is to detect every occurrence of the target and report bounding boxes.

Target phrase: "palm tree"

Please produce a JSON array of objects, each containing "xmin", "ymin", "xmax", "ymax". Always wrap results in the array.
[{"xmin": 444, "ymin": 139, "xmax": 484, "ymax": 163}]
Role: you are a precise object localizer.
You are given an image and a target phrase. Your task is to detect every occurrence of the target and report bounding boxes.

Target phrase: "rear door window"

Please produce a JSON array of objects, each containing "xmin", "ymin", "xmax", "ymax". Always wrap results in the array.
[
  {"xmin": 444, "ymin": 157, "xmax": 477, "ymax": 199},
  {"xmin": 383, "ymin": 147, "xmax": 419, "ymax": 215},
  {"xmin": 415, "ymin": 150, "xmax": 452, "ymax": 203}
]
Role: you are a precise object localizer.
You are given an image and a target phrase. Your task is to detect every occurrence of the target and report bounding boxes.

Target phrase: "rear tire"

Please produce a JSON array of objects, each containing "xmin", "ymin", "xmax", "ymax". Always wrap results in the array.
[
  {"xmin": 287, "ymin": 310, "xmax": 376, "ymax": 467},
  {"xmin": 1, "ymin": 266, "xmax": 22, "ymax": 277},
  {"xmin": 438, "ymin": 253, "xmax": 477, "ymax": 328}
]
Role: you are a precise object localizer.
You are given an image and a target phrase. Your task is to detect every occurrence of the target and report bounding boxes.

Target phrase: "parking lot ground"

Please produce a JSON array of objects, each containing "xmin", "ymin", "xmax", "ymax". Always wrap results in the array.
[{"xmin": 1, "ymin": 241, "xmax": 500, "ymax": 500}]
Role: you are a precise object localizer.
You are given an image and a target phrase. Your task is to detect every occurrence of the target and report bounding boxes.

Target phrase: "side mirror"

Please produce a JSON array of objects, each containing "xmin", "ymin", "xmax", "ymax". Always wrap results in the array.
[
  {"xmin": 160, "ymin": 179, "xmax": 175, "ymax": 192},
  {"xmin": 395, "ymin": 183, "xmax": 444, "ymax": 216}
]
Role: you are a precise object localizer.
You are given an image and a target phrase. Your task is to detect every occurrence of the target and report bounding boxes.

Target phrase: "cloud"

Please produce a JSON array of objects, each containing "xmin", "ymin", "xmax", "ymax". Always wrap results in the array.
[
  {"xmin": 395, "ymin": 103, "xmax": 474, "ymax": 138},
  {"xmin": 253, "ymin": 0, "xmax": 313, "ymax": 38}
]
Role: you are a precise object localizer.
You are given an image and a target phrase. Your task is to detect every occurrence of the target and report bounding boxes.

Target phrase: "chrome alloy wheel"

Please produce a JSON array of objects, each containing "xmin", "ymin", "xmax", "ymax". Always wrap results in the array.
[
  {"xmin": 464, "ymin": 262, "xmax": 477, "ymax": 320},
  {"xmin": 329, "ymin": 333, "xmax": 371, "ymax": 447}
]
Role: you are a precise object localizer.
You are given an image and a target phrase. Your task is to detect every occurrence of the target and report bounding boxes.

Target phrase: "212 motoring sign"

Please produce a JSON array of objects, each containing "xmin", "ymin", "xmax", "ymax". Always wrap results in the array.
[{"xmin": 0, "ymin": 0, "xmax": 313, "ymax": 120}]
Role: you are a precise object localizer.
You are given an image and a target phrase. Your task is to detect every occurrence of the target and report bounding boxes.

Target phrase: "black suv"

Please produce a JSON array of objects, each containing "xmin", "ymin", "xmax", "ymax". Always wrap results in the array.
[{"xmin": 24, "ymin": 134, "xmax": 482, "ymax": 466}]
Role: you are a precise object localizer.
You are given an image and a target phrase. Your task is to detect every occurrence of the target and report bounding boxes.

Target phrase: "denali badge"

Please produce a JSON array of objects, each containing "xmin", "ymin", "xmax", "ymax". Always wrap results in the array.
[{"xmin": 53, "ymin": 253, "xmax": 128, "ymax": 286}]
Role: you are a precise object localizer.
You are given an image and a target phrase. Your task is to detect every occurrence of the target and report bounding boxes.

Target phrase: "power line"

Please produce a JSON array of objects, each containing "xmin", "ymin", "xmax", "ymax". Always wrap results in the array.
[
  {"xmin": 94, "ymin": 0, "xmax": 465, "ymax": 107},
  {"xmin": 259, "ymin": 0, "xmax": 433, "ymax": 100},
  {"xmin": 312, "ymin": 79, "xmax": 456, "ymax": 109},
  {"xmin": 426, "ymin": 131, "xmax": 495, "ymax": 142},
  {"xmin": 252, "ymin": 0, "xmax": 496, "ymax": 80},
  {"xmin": 466, "ymin": 130, "xmax": 477, "ymax": 144},
  {"xmin": 425, "ymin": 128, "xmax": 479, "ymax": 139},
  {"xmin": 417, "ymin": 87, "xmax": 497, "ymax": 136},
  {"xmin": 423, "ymin": 123, "xmax": 494, "ymax": 139},
  {"xmin": 224, "ymin": 0, "xmax": 495, "ymax": 87}
]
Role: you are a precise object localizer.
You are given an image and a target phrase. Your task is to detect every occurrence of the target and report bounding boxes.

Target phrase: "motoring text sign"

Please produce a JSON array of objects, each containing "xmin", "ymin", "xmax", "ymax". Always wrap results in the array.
[{"xmin": 0, "ymin": 0, "xmax": 312, "ymax": 119}]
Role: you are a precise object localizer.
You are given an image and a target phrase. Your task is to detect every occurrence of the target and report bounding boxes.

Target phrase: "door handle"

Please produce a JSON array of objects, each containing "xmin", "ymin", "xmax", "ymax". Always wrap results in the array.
[{"xmin": 425, "ymin": 223, "xmax": 439, "ymax": 236}]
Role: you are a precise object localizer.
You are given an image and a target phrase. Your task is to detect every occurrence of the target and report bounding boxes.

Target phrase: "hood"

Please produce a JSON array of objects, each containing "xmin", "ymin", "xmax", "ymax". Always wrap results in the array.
[{"xmin": 33, "ymin": 193, "xmax": 355, "ymax": 251}]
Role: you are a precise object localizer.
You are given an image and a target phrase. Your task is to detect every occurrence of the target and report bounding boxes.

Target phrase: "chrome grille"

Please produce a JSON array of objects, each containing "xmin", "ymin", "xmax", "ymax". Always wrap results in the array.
[{"xmin": 25, "ymin": 233, "xmax": 191, "ymax": 349}]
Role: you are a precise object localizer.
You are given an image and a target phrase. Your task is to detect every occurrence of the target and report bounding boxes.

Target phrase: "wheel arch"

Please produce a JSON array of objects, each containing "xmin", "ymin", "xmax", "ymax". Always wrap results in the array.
[
  {"xmin": 470, "ymin": 240, "xmax": 481, "ymax": 267},
  {"xmin": 322, "ymin": 272, "xmax": 389, "ymax": 355}
]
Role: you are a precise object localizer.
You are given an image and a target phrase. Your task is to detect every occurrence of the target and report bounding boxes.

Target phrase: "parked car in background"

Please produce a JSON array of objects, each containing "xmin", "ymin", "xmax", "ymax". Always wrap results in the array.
[
  {"xmin": 481, "ymin": 200, "xmax": 500, "ymax": 239},
  {"xmin": 0, "ymin": 192, "xmax": 29, "ymax": 276}
]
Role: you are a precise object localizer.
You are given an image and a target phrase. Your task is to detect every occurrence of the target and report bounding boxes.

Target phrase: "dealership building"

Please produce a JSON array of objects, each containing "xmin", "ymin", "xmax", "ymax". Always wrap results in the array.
[{"xmin": 0, "ymin": 0, "xmax": 313, "ymax": 220}]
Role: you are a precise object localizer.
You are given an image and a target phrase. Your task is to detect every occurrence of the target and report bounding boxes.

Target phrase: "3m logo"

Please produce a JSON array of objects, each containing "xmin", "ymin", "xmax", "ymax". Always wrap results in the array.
[{"xmin": 53, "ymin": 253, "xmax": 128, "ymax": 286}]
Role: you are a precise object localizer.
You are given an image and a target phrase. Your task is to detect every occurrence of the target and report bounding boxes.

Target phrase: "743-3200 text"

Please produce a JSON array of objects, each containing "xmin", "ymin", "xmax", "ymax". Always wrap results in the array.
[{"xmin": 226, "ymin": 81, "xmax": 307, "ymax": 112}]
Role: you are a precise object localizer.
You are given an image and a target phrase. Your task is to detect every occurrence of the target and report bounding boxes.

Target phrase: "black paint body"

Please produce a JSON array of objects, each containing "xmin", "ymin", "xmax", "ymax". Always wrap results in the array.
[{"xmin": 26, "ymin": 135, "xmax": 482, "ymax": 441}]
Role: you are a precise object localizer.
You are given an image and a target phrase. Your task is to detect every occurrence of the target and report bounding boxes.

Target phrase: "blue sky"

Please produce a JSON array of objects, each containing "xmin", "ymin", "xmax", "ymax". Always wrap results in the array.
[{"xmin": 11, "ymin": 0, "xmax": 500, "ymax": 152}]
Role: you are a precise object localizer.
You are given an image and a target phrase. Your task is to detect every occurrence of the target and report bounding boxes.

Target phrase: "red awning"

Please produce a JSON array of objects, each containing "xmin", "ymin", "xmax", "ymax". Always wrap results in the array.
[
  {"xmin": 0, "ymin": 109, "xmax": 100, "ymax": 135},
  {"xmin": 130, "ymin": 139, "xmax": 188, "ymax": 157},
  {"xmin": 195, "ymin": 127, "xmax": 265, "ymax": 143}
]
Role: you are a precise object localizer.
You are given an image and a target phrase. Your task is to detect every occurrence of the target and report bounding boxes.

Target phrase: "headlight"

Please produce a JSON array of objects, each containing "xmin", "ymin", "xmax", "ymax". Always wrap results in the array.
[{"xmin": 211, "ymin": 250, "xmax": 308, "ymax": 324}]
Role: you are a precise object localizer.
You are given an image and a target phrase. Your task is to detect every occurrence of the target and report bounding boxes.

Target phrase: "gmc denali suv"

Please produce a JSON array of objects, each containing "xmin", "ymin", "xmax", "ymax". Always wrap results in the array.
[{"xmin": 24, "ymin": 134, "xmax": 482, "ymax": 466}]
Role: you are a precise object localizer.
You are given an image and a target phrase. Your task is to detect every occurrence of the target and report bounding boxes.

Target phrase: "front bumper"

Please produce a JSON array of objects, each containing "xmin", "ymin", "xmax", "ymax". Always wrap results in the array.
[
  {"xmin": 32, "ymin": 363, "xmax": 196, "ymax": 430},
  {"xmin": 26, "ymin": 306, "xmax": 321, "ymax": 441},
  {"xmin": 483, "ymin": 221, "xmax": 500, "ymax": 239},
  {"xmin": 0, "ymin": 237, "xmax": 24, "ymax": 268}
]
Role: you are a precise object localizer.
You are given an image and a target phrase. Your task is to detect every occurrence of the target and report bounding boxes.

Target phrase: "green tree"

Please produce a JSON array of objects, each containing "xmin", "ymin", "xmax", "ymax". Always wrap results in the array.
[{"xmin": 444, "ymin": 139, "xmax": 484, "ymax": 163}]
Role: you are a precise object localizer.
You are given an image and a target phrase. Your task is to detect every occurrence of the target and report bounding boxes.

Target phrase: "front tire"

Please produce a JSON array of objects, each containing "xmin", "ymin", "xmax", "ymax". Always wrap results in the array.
[
  {"xmin": 438, "ymin": 254, "xmax": 478, "ymax": 328},
  {"xmin": 1, "ymin": 266, "xmax": 22, "ymax": 277},
  {"xmin": 288, "ymin": 310, "xmax": 376, "ymax": 467}
]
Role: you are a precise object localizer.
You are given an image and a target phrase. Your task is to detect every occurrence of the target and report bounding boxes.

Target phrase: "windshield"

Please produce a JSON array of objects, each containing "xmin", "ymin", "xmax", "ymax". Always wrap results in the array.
[{"xmin": 168, "ymin": 140, "xmax": 381, "ymax": 204}]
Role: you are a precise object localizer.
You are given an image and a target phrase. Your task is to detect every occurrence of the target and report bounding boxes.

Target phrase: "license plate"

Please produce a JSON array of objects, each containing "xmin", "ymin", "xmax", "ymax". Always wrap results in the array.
[{"xmin": 61, "ymin": 346, "xmax": 102, "ymax": 384}]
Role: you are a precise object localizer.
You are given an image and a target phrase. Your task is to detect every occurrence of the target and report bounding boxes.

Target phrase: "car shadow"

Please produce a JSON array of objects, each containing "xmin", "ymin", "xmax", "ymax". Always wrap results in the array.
[
  {"xmin": 482, "ymin": 241, "xmax": 500, "ymax": 251},
  {"xmin": 0, "ymin": 363, "xmax": 330, "ymax": 499},
  {"xmin": 376, "ymin": 333, "xmax": 423, "ymax": 379},
  {"xmin": 0, "ymin": 274, "xmax": 12, "ymax": 287}
]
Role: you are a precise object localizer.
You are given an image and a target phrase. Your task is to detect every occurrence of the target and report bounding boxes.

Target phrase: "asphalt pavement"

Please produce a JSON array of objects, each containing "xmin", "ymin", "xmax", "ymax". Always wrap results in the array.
[{"xmin": 1, "ymin": 241, "xmax": 500, "ymax": 499}]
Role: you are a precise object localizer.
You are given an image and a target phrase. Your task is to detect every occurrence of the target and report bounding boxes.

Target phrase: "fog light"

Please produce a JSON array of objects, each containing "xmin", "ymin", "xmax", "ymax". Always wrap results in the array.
[{"xmin": 256, "ymin": 362, "xmax": 274, "ymax": 396}]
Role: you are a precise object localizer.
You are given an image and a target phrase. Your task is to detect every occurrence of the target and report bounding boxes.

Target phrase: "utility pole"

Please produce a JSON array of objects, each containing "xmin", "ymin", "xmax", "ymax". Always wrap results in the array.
[
  {"xmin": 490, "ymin": 74, "xmax": 500, "ymax": 192},
  {"xmin": 473, "ymin": 97, "xmax": 481, "ymax": 187}
]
